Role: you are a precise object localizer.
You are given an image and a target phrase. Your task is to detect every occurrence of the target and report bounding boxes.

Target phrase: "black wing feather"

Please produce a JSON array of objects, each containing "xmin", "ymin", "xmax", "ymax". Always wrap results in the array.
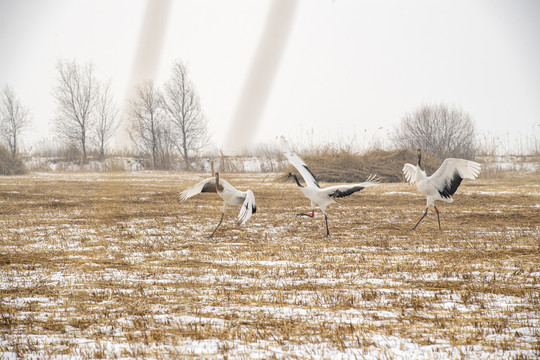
[
  {"xmin": 242, "ymin": 202, "xmax": 257, "ymax": 214},
  {"xmin": 329, "ymin": 186, "xmax": 365, "ymax": 198},
  {"xmin": 201, "ymin": 182, "xmax": 217, "ymax": 193},
  {"xmin": 438, "ymin": 171, "xmax": 463, "ymax": 198}
]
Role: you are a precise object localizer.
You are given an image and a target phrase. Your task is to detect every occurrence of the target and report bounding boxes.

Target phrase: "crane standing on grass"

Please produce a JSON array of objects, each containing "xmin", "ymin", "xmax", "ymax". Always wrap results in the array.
[
  {"xmin": 279, "ymin": 136, "xmax": 379, "ymax": 237},
  {"xmin": 179, "ymin": 165, "xmax": 256, "ymax": 238},
  {"xmin": 402, "ymin": 149, "xmax": 481, "ymax": 231}
]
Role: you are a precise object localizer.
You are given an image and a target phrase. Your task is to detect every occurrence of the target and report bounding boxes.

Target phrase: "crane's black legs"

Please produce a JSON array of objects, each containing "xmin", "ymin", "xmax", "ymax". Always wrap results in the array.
[
  {"xmin": 296, "ymin": 210, "xmax": 329, "ymax": 236},
  {"xmin": 324, "ymin": 214, "xmax": 330, "ymax": 237},
  {"xmin": 207, "ymin": 212, "xmax": 225, "ymax": 238},
  {"xmin": 410, "ymin": 206, "xmax": 442, "ymax": 231},
  {"xmin": 434, "ymin": 206, "xmax": 442, "ymax": 231},
  {"xmin": 410, "ymin": 207, "xmax": 429, "ymax": 231},
  {"xmin": 296, "ymin": 210, "xmax": 315, "ymax": 218}
]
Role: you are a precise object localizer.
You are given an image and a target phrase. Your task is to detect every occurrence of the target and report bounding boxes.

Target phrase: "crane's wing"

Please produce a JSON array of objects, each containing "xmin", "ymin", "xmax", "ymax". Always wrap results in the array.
[
  {"xmin": 429, "ymin": 158, "xmax": 481, "ymax": 198},
  {"xmin": 323, "ymin": 175, "xmax": 380, "ymax": 198},
  {"xmin": 279, "ymin": 136, "xmax": 319, "ymax": 188},
  {"xmin": 402, "ymin": 163, "xmax": 418, "ymax": 184},
  {"xmin": 179, "ymin": 177, "xmax": 216, "ymax": 202},
  {"xmin": 236, "ymin": 189, "xmax": 256, "ymax": 226}
]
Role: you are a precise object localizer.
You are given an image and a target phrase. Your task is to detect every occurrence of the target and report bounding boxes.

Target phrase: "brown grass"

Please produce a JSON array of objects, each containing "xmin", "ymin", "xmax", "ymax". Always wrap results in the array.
[{"xmin": 0, "ymin": 171, "xmax": 539, "ymax": 358}]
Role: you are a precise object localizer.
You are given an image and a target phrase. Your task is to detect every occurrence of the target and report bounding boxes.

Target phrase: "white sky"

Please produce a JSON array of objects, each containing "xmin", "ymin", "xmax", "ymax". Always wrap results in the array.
[{"xmin": 1, "ymin": 0, "xmax": 540, "ymax": 153}]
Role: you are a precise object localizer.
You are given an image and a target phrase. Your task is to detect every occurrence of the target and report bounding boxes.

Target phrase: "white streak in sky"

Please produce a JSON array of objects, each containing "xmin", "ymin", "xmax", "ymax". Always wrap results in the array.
[
  {"xmin": 128, "ymin": 0, "xmax": 173, "ymax": 86},
  {"xmin": 118, "ymin": 0, "xmax": 172, "ymax": 147},
  {"xmin": 224, "ymin": 0, "xmax": 299, "ymax": 154}
]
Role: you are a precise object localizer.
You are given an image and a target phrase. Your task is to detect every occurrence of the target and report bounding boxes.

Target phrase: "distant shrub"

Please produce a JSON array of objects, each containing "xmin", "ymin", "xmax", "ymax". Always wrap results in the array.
[
  {"xmin": 0, "ymin": 145, "xmax": 26, "ymax": 175},
  {"xmin": 392, "ymin": 103, "xmax": 477, "ymax": 160}
]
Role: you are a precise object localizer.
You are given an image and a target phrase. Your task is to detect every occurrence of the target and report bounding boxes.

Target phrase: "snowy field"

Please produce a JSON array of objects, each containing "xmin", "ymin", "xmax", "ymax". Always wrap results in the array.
[{"xmin": 1, "ymin": 172, "xmax": 539, "ymax": 359}]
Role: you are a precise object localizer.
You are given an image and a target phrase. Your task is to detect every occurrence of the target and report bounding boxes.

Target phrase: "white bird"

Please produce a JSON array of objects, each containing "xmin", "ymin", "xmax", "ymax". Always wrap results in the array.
[
  {"xmin": 179, "ymin": 172, "xmax": 256, "ymax": 238},
  {"xmin": 402, "ymin": 148, "xmax": 481, "ymax": 231},
  {"xmin": 279, "ymin": 136, "xmax": 379, "ymax": 236}
]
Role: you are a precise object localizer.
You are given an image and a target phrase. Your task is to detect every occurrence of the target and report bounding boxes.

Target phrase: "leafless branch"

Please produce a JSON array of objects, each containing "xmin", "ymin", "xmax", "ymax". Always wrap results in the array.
[
  {"xmin": 128, "ymin": 81, "xmax": 173, "ymax": 170},
  {"xmin": 0, "ymin": 85, "xmax": 30, "ymax": 159},
  {"xmin": 53, "ymin": 59, "xmax": 98, "ymax": 163},
  {"xmin": 161, "ymin": 60, "xmax": 208, "ymax": 168},
  {"xmin": 94, "ymin": 80, "xmax": 119, "ymax": 159}
]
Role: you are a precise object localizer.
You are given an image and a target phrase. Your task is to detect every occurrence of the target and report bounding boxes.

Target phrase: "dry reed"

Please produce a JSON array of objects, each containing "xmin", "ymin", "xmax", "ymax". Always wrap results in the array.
[{"xmin": 287, "ymin": 148, "xmax": 442, "ymax": 183}]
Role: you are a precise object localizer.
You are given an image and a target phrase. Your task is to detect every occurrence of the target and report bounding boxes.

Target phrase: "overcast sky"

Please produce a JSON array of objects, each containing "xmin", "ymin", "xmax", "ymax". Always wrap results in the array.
[{"xmin": 1, "ymin": 0, "xmax": 540, "ymax": 153}]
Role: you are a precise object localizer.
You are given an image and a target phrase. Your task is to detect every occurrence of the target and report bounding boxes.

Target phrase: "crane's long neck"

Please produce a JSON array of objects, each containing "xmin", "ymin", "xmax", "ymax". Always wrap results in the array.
[
  {"xmin": 291, "ymin": 173, "xmax": 304, "ymax": 188},
  {"xmin": 215, "ymin": 173, "xmax": 223, "ymax": 192},
  {"xmin": 415, "ymin": 150, "xmax": 425, "ymax": 182}
]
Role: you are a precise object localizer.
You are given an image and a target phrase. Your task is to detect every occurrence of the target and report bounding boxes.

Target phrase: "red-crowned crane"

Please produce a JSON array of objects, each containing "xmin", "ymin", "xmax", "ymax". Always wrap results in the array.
[
  {"xmin": 402, "ymin": 149, "xmax": 481, "ymax": 231},
  {"xmin": 279, "ymin": 136, "xmax": 379, "ymax": 236},
  {"xmin": 179, "ymin": 172, "xmax": 256, "ymax": 238}
]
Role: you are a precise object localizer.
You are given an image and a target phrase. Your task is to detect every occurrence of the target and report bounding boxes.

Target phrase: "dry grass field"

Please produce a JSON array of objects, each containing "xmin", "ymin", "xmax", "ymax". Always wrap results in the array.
[{"xmin": 1, "ymin": 171, "xmax": 539, "ymax": 359}]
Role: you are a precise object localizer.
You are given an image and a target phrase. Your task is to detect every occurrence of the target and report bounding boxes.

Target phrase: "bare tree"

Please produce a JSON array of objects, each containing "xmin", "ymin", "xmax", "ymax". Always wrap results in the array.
[
  {"xmin": 94, "ymin": 81, "xmax": 119, "ymax": 159},
  {"xmin": 0, "ymin": 85, "xmax": 30, "ymax": 159},
  {"xmin": 161, "ymin": 60, "xmax": 208, "ymax": 168},
  {"xmin": 54, "ymin": 59, "xmax": 97, "ymax": 163},
  {"xmin": 128, "ymin": 81, "xmax": 172, "ymax": 169},
  {"xmin": 392, "ymin": 103, "xmax": 476, "ymax": 159}
]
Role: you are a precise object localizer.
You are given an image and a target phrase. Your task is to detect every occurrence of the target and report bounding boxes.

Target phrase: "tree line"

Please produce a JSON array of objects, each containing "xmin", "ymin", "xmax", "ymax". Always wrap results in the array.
[
  {"xmin": 1, "ymin": 57, "xmax": 477, "ymax": 174},
  {"xmin": 1, "ymin": 58, "xmax": 208, "ymax": 173},
  {"xmin": 53, "ymin": 58, "xmax": 207, "ymax": 170}
]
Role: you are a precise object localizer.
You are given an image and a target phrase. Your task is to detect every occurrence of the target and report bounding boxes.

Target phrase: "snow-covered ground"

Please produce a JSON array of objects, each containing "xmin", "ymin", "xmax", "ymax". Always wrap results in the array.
[
  {"xmin": 477, "ymin": 155, "xmax": 540, "ymax": 173},
  {"xmin": 1, "ymin": 172, "xmax": 538, "ymax": 359}
]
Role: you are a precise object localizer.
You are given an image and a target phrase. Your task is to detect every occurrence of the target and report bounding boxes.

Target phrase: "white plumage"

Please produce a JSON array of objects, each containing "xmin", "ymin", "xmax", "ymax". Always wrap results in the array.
[
  {"xmin": 403, "ymin": 149, "xmax": 481, "ymax": 230},
  {"xmin": 179, "ymin": 172, "xmax": 256, "ymax": 238},
  {"xmin": 279, "ymin": 136, "xmax": 379, "ymax": 236}
]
